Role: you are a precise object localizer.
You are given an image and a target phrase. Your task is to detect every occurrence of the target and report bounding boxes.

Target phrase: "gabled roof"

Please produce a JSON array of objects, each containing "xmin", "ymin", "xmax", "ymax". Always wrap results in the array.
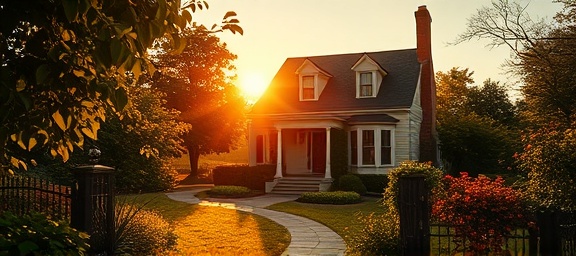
[{"xmin": 251, "ymin": 49, "xmax": 420, "ymax": 115}]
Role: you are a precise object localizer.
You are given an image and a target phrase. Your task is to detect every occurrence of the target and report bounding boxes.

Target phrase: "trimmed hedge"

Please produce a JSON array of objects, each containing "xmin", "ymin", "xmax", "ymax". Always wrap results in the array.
[
  {"xmin": 209, "ymin": 186, "xmax": 251, "ymax": 197},
  {"xmin": 354, "ymin": 174, "xmax": 389, "ymax": 194},
  {"xmin": 296, "ymin": 191, "xmax": 362, "ymax": 205},
  {"xmin": 212, "ymin": 165, "xmax": 275, "ymax": 191},
  {"xmin": 338, "ymin": 175, "xmax": 367, "ymax": 195}
]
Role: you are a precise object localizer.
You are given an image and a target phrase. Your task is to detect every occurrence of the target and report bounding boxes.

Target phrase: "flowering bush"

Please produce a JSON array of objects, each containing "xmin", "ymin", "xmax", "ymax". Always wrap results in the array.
[{"xmin": 432, "ymin": 172, "xmax": 525, "ymax": 253}]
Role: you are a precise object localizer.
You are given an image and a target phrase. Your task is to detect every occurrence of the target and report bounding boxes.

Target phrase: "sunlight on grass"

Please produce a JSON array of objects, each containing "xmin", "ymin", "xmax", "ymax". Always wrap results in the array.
[
  {"xmin": 120, "ymin": 193, "xmax": 290, "ymax": 256},
  {"xmin": 267, "ymin": 196, "xmax": 385, "ymax": 247}
]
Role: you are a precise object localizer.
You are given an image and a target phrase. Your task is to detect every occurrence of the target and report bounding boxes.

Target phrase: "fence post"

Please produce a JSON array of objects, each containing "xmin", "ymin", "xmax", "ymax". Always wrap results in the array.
[
  {"xmin": 398, "ymin": 174, "xmax": 430, "ymax": 255},
  {"xmin": 70, "ymin": 164, "xmax": 115, "ymax": 254},
  {"xmin": 537, "ymin": 210, "xmax": 561, "ymax": 256}
]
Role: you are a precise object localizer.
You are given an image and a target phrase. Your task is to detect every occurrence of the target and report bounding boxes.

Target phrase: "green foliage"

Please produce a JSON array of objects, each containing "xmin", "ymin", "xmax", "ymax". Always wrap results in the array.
[
  {"xmin": 338, "ymin": 175, "xmax": 367, "ymax": 195},
  {"xmin": 151, "ymin": 27, "xmax": 246, "ymax": 175},
  {"xmin": 297, "ymin": 191, "xmax": 362, "ymax": 205},
  {"xmin": 0, "ymin": 211, "xmax": 89, "ymax": 256},
  {"xmin": 0, "ymin": 0, "xmax": 241, "ymax": 173},
  {"xmin": 347, "ymin": 212, "xmax": 400, "ymax": 256},
  {"xmin": 209, "ymin": 186, "xmax": 251, "ymax": 197},
  {"xmin": 433, "ymin": 173, "xmax": 526, "ymax": 253},
  {"xmin": 348, "ymin": 161, "xmax": 442, "ymax": 255},
  {"xmin": 96, "ymin": 86, "xmax": 189, "ymax": 193},
  {"xmin": 212, "ymin": 164, "xmax": 275, "ymax": 190},
  {"xmin": 517, "ymin": 125, "xmax": 576, "ymax": 211},
  {"xmin": 438, "ymin": 113, "xmax": 520, "ymax": 175},
  {"xmin": 436, "ymin": 68, "xmax": 520, "ymax": 175},
  {"xmin": 383, "ymin": 161, "xmax": 443, "ymax": 212},
  {"xmin": 354, "ymin": 174, "xmax": 389, "ymax": 194},
  {"xmin": 91, "ymin": 201, "xmax": 177, "ymax": 255}
]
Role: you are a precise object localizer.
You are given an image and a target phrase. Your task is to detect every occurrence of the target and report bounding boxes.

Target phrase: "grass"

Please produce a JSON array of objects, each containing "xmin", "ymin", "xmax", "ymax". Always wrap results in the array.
[
  {"xmin": 266, "ymin": 196, "xmax": 386, "ymax": 247},
  {"xmin": 120, "ymin": 193, "xmax": 290, "ymax": 256}
]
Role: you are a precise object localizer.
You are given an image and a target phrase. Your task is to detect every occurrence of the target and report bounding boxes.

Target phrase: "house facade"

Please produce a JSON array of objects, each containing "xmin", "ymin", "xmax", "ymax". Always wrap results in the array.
[{"xmin": 247, "ymin": 6, "xmax": 439, "ymax": 183}]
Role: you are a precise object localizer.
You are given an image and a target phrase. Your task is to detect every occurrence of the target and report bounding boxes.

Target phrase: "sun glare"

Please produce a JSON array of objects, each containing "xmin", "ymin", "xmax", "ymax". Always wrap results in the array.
[{"xmin": 239, "ymin": 72, "xmax": 268, "ymax": 103}]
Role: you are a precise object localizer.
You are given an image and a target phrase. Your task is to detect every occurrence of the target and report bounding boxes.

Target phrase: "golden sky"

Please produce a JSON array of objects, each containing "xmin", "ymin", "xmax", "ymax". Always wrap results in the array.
[{"xmin": 193, "ymin": 0, "xmax": 562, "ymax": 102}]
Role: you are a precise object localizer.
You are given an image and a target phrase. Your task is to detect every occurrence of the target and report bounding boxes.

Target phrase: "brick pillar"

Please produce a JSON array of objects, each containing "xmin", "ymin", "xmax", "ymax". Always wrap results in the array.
[{"xmin": 415, "ymin": 5, "xmax": 438, "ymax": 166}]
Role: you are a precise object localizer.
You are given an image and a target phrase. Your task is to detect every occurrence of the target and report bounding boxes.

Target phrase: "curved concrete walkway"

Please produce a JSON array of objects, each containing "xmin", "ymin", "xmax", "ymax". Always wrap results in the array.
[{"xmin": 166, "ymin": 187, "xmax": 347, "ymax": 256}]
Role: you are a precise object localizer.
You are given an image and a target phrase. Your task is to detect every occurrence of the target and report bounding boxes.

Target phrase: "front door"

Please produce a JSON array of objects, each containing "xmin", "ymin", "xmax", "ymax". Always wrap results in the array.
[{"xmin": 311, "ymin": 131, "xmax": 326, "ymax": 174}]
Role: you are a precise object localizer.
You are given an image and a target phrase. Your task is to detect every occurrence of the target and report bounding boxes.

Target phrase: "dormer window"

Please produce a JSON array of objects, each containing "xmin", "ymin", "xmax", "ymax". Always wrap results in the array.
[
  {"xmin": 296, "ymin": 59, "xmax": 332, "ymax": 101},
  {"xmin": 351, "ymin": 54, "xmax": 388, "ymax": 98},
  {"xmin": 302, "ymin": 75, "xmax": 315, "ymax": 100},
  {"xmin": 360, "ymin": 72, "xmax": 373, "ymax": 96}
]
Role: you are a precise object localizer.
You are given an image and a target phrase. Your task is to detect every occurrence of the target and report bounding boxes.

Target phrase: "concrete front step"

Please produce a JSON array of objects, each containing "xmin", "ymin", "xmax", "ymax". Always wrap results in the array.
[{"xmin": 270, "ymin": 176, "xmax": 324, "ymax": 195}]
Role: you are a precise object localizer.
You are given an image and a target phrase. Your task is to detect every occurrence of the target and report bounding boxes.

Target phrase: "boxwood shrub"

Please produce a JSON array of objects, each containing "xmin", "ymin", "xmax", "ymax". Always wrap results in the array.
[
  {"xmin": 354, "ymin": 174, "xmax": 389, "ymax": 194},
  {"xmin": 212, "ymin": 164, "xmax": 275, "ymax": 190},
  {"xmin": 338, "ymin": 174, "xmax": 367, "ymax": 195},
  {"xmin": 209, "ymin": 186, "xmax": 252, "ymax": 197},
  {"xmin": 296, "ymin": 191, "xmax": 362, "ymax": 205}
]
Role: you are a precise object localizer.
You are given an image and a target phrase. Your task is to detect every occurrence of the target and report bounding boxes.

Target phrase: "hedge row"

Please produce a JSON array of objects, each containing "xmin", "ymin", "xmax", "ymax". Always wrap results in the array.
[
  {"xmin": 354, "ymin": 174, "xmax": 389, "ymax": 194},
  {"xmin": 212, "ymin": 165, "xmax": 275, "ymax": 191},
  {"xmin": 297, "ymin": 191, "xmax": 362, "ymax": 205}
]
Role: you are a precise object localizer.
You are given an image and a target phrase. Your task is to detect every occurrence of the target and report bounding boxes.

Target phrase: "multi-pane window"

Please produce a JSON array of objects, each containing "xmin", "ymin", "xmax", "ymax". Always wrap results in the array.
[
  {"xmin": 381, "ymin": 130, "xmax": 392, "ymax": 165},
  {"xmin": 362, "ymin": 130, "xmax": 375, "ymax": 165},
  {"xmin": 302, "ymin": 76, "xmax": 315, "ymax": 100},
  {"xmin": 351, "ymin": 131, "xmax": 358, "ymax": 165},
  {"xmin": 360, "ymin": 72, "xmax": 373, "ymax": 96},
  {"xmin": 350, "ymin": 127, "xmax": 394, "ymax": 166}
]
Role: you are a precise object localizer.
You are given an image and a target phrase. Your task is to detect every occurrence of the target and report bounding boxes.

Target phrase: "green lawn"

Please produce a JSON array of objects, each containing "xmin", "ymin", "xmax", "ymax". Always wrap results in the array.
[
  {"xmin": 120, "ymin": 193, "xmax": 290, "ymax": 256},
  {"xmin": 266, "ymin": 196, "xmax": 386, "ymax": 246}
]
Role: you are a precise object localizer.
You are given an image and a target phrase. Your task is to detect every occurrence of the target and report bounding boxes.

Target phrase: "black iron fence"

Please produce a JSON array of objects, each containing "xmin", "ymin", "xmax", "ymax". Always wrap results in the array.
[
  {"xmin": 0, "ymin": 174, "xmax": 71, "ymax": 220},
  {"xmin": 429, "ymin": 223, "xmax": 535, "ymax": 255},
  {"xmin": 0, "ymin": 165, "xmax": 116, "ymax": 255}
]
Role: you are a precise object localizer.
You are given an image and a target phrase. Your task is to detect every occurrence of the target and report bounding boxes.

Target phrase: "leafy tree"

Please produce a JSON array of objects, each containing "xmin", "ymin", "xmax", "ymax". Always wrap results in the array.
[
  {"xmin": 151, "ymin": 28, "xmax": 246, "ymax": 176},
  {"xmin": 436, "ymin": 67, "xmax": 474, "ymax": 121},
  {"xmin": 438, "ymin": 113, "xmax": 519, "ymax": 175},
  {"xmin": 456, "ymin": 0, "xmax": 576, "ymax": 127},
  {"xmin": 516, "ymin": 124, "xmax": 576, "ymax": 211},
  {"xmin": 0, "ymin": 0, "xmax": 240, "ymax": 174},
  {"xmin": 467, "ymin": 79, "xmax": 517, "ymax": 126},
  {"xmin": 95, "ymin": 86, "xmax": 190, "ymax": 192},
  {"xmin": 436, "ymin": 68, "xmax": 519, "ymax": 174}
]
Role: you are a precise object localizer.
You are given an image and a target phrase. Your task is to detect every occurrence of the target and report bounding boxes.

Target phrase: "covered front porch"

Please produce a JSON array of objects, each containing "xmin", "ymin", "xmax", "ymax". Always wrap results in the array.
[{"xmin": 248, "ymin": 118, "xmax": 345, "ymax": 181}]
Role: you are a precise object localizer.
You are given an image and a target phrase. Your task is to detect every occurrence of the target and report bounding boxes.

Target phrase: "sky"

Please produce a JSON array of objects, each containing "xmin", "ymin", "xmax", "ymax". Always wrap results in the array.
[{"xmin": 192, "ymin": 0, "xmax": 563, "ymax": 102}]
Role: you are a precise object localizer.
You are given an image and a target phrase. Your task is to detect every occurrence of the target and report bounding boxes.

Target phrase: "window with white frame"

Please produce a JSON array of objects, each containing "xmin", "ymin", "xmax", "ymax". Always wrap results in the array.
[
  {"xmin": 350, "ymin": 126, "xmax": 394, "ymax": 166},
  {"xmin": 301, "ymin": 75, "xmax": 315, "ymax": 100},
  {"xmin": 359, "ymin": 72, "xmax": 373, "ymax": 97}
]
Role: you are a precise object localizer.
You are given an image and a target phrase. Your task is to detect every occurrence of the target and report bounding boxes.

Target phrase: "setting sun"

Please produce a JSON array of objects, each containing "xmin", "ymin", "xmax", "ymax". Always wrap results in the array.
[{"xmin": 239, "ymin": 71, "xmax": 269, "ymax": 103}]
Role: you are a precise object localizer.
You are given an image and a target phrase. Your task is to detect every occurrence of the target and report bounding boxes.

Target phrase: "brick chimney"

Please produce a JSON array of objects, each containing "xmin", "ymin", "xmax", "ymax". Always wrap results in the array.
[{"xmin": 415, "ymin": 5, "xmax": 439, "ymax": 166}]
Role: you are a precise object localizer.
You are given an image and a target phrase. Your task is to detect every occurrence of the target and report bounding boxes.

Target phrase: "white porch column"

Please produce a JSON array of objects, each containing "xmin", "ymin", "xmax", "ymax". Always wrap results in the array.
[
  {"xmin": 275, "ymin": 128, "xmax": 283, "ymax": 178},
  {"xmin": 324, "ymin": 127, "xmax": 332, "ymax": 179},
  {"xmin": 248, "ymin": 120, "xmax": 256, "ymax": 166}
]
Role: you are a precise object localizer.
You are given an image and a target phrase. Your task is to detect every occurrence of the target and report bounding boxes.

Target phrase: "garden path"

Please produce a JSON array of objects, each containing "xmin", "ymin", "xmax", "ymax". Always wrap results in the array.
[{"xmin": 166, "ymin": 186, "xmax": 347, "ymax": 256}]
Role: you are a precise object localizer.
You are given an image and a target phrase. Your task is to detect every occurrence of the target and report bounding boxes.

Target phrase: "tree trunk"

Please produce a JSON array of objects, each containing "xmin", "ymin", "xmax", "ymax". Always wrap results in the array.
[{"xmin": 187, "ymin": 147, "xmax": 201, "ymax": 177}]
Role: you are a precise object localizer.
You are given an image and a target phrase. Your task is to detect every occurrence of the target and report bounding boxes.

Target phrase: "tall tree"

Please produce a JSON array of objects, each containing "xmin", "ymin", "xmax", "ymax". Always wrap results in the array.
[
  {"xmin": 152, "ymin": 28, "xmax": 246, "ymax": 176},
  {"xmin": 467, "ymin": 79, "xmax": 517, "ymax": 126},
  {"xmin": 436, "ymin": 67, "xmax": 475, "ymax": 122},
  {"xmin": 436, "ymin": 68, "xmax": 519, "ymax": 174},
  {"xmin": 456, "ymin": 0, "xmax": 576, "ymax": 127},
  {"xmin": 0, "ymin": 0, "xmax": 240, "ymax": 174}
]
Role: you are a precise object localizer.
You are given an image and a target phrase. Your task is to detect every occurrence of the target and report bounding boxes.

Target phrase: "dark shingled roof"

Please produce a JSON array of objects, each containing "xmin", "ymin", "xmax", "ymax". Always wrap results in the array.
[{"xmin": 251, "ymin": 49, "xmax": 421, "ymax": 115}]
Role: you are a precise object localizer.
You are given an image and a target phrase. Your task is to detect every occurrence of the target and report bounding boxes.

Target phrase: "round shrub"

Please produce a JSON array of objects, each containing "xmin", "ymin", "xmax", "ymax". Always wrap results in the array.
[
  {"xmin": 338, "ymin": 174, "xmax": 367, "ymax": 195},
  {"xmin": 0, "ymin": 211, "xmax": 89, "ymax": 256},
  {"xmin": 296, "ymin": 191, "xmax": 361, "ymax": 205},
  {"xmin": 112, "ymin": 204, "xmax": 177, "ymax": 255},
  {"xmin": 209, "ymin": 185, "xmax": 251, "ymax": 197},
  {"xmin": 347, "ymin": 212, "xmax": 400, "ymax": 256}
]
